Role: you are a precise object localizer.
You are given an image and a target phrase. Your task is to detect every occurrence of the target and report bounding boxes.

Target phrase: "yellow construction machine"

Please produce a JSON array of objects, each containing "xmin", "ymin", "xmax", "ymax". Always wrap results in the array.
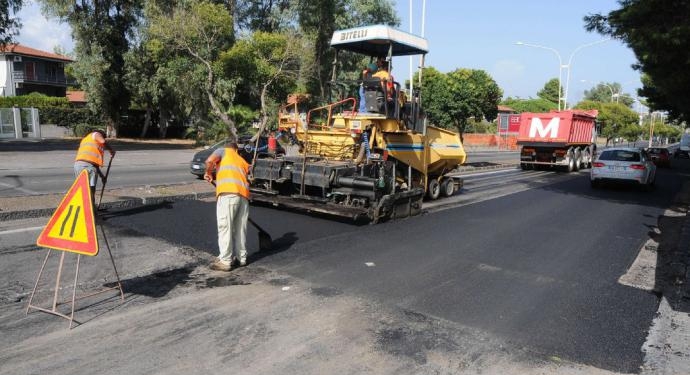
[{"xmin": 249, "ymin": 25, "xmax": 466, "ymax": 223}]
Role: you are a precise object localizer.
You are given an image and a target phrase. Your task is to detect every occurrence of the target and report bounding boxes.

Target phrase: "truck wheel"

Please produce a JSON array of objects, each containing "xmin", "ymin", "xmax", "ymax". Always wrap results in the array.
[
  {"xmin": 427, "ymin": 179, "xmax": 441, "ymax": 200},
  {"xmin": 567, "ymin": 155, "xmax": 575, "ymax": 173},
  {"xmin": 520, "ymin": 163, "xmax": 529, "ymax": 170},
  {"xmin": 440, "ymin": 178, "xmax": 455, "ymax": 197}
]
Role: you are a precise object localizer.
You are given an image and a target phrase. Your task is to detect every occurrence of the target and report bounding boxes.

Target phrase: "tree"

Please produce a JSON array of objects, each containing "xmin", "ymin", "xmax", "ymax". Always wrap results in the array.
[
  {"xmin": 585, "ymin": 1, "xmax": 690, "ymax": 122},
  {"xmin": 536, "ymin": 78, "xmax": 561, "ymax": 105},
  {"xmin": 234, "ymin": 0, "xmax": 293, "ymax": 33},
  {"xmin": 575, "ymin": 100, "xmax": 638, "ymax": 145},
  {"xmin": 148, "ymin": 1, "xmax": 239, "ymax": 139},
  {"xmin": 421, "ymin": 67, "xmax": 502, "ymax": 138},
  {"xmin": 39, "ymin": 0, "xmax": 142, "ymax": 137},
  {"xmin": 297, "ymin": 0, "xmax": 399, "ymax": 99},
  {"xmin": 0, "ymin": 0, "xmax": 22, "ymax": 45},
  {"xmin": 582, "ymin": 82, "xmax": 635, "ymax": 107},
  {"xmin": 221, "ymin": 30, "xmax": 306, "ymax": 137},
  {"xmin": 501, "ymin": 97, "xmax": 557, "ymax": 113}
]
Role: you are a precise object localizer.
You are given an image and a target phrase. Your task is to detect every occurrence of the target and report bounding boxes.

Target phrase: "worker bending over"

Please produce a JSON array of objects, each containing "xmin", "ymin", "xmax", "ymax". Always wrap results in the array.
[
  {"xmin": 74, "ymin": 129, "xmax": 115, "ymax": 204},
  {"xmin": 204, "ymin": 140, "xmax": 250, "ymax": 272}
]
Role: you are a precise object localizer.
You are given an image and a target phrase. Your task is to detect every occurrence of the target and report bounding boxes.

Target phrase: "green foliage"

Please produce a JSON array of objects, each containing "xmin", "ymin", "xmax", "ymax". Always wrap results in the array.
[
  {"xmin": 38, "ymin": 0, "xmax": 142, "ymax": 136},
  {"xmin": 582, "ymin": 82, "xmax": 635, "ymax": 107},
  {"xmin": 0, "ymin": 94, "xmax": 69, "ymax": 108},
  {"xmin": 0, "ymin": 0, "xmax": 22, "ymax": 45},
  {"xmin": 72, "ymin": 123, "xmax": 96, "ymax": 137},
  {"xmin": 420, "ymin": 66, "xmax": 503, "ymax": 135},
  {"xmin": 501, "ymin": 97, "xmax": 557, "ymax": 113},
  {"xmin": 585, "ymin": 1, "xmax": 690, "ymax": 122},
  {"xmin": 297, "ymin": 0, "xmax": 399, "ymax": 98},
  {"xmin": 148, "ymin": 0, "xmax": 238, "ymax": 136},
  {"xmin": 41, "ymin": 107, "xmax": 98, "ymax": 128},
  {"xmin": 574, "ymin": 100, "xmax": 639, "ymax": 144},
  {"xmin": 537, "ymin": 78, "xmax": 561, "ymax": 104}
]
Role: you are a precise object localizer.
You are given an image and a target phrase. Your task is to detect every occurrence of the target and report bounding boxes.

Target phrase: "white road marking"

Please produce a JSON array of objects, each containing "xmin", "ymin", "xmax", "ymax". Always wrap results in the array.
[
  {"xmin": 0, "ymin": 182, "xmax": 38, "ymax": 195},
  {"xmin": 0, "ymin": 225, "xmax": 44, "ymax": 235}
]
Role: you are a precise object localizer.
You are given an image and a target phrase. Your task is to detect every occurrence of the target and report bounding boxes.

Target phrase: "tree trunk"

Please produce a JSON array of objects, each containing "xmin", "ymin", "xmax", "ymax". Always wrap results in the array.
[
  {"xmin": 159, "ymin": 106, "xmax": 170, "ymax": 139},
  {"xmin": 140, "ymin": 106, "xmax": 152, "ymax": 138},
  {"xmin": 106, "ymin": 118, "xmax": 117, "ymax": 139}
]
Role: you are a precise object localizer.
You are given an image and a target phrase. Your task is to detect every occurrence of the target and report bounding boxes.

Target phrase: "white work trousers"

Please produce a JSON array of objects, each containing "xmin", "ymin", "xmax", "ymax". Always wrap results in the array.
[{"xmin": 216, "ymin": 193, "xmax": 248, "ymax": 265}]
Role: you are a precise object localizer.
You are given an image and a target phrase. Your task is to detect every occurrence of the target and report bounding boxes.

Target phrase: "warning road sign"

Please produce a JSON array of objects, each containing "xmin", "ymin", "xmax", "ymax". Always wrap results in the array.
[{"xmin": 36, "ymin": 170, "xmax": 98, "ymax": 256}]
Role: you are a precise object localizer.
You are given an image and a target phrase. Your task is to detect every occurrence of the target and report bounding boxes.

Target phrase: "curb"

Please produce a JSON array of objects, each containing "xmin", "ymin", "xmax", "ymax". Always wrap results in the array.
[{"xmin": 0, "ymin": 191, "xmax": 216, "ymax": 222}]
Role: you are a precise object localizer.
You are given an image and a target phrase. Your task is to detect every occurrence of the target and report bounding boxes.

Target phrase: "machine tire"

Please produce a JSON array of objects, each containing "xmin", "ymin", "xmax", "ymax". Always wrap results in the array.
[
  {"xmin": 440, "ymin": 178, "xmax": 455, "ymax": 197},
  {"xmin": 427, "ymin": 179, "xmax": 441, "ymax": 200},
  {"xmin": 520, "ymin": 163, "xmax": 528, "ymax": 170}
]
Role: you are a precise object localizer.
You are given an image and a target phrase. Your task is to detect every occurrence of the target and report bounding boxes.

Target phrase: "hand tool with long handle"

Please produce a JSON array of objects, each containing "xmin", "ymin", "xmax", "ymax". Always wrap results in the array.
[{"xmin": 97, "ymin": 154, "xmax": 114, "ymax": 210}]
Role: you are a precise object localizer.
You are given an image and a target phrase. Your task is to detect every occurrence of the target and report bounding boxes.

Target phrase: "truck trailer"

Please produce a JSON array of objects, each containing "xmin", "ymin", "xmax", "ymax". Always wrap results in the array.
[{"xmin": 517, "ymin": 110, "xmax": 598, "ymax": 172}]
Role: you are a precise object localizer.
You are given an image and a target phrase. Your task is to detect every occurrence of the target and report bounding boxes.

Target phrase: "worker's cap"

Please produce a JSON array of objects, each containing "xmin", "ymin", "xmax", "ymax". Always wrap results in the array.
[{"xmin": 93, "ymin": 129, "xmax": 106, "ymax": 137}]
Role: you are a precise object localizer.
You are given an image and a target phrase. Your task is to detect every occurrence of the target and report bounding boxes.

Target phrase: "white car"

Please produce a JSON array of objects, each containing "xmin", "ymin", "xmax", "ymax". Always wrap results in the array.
[{"xmin": 590, "ymin": 147, "xmax": 656, "ymax": 190}]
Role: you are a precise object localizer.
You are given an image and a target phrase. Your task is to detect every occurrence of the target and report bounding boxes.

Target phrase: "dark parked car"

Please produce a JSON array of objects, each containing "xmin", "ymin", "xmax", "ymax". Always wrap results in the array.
[
  {"xmin": 189, "ymin": 135, "xmax": 283, "ymax": 178},
  {"xmin": 647, "ymin": 147, "xmax": 671, "ymax": 168}
]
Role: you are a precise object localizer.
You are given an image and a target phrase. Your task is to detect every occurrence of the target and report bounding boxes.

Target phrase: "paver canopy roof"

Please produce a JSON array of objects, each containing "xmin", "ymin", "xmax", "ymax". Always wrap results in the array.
[{"xmin": 330, "ymin": 25, "xmax": 428, "ymax": 56}]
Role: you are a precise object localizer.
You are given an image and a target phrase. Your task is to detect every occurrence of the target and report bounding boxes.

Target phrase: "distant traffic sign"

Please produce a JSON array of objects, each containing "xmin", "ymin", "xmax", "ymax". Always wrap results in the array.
[{"xmin": 36, "ymin": 170, "xmax": 98, "ymax": 256}]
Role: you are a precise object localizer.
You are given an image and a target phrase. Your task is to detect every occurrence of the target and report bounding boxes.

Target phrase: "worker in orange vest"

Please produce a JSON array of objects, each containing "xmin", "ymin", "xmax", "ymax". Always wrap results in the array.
[
  {"xmin": 74, "ymin": 129, "xmax": 116, "ymax": 204},
  {"xmin": 204, "ymin": 140, "xmax": 250, "ymax": 271}
]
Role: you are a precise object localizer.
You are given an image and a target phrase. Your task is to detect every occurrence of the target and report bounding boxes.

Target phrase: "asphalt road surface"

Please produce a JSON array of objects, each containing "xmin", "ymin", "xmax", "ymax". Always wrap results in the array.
[
  {"xmin": 0, "ymin": 144, "xmax": 512, "ymax": 197},
  {"xmin": 97, "ymin": 164, "xmax": 684, "ymax": 373}
]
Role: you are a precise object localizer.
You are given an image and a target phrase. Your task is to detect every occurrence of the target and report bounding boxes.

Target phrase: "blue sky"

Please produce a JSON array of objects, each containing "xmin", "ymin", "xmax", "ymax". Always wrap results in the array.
[
  {"xmin": 393, "ymin": 0, "xmax": 640, "ymax": 105},
  {"xmin": 15, "ymin": 0, "xmax": 640, "ymax": 106}
]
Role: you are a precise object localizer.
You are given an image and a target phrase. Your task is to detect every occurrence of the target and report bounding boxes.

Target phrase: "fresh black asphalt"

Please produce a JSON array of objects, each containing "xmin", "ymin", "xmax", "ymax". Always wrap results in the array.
[{"xmin": 103, "ymin": 165, "xmax": 684, "ymax": 373}]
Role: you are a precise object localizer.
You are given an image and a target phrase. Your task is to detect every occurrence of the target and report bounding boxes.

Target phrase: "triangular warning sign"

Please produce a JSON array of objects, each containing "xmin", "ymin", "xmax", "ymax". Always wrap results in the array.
[{"xmin": 37, "ymin": 170, "xmax": 98, "ymax": 256}]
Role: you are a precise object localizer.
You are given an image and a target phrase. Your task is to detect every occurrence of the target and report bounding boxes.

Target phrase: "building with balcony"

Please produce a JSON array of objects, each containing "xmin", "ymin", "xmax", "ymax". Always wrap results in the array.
[{"xmin": 0, "ymin": 44, "xmax": 73, "ymax": 98}]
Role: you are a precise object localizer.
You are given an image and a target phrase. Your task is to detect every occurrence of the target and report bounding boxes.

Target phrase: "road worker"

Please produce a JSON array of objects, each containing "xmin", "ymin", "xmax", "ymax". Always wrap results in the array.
[
  {"xmin": 359, "ymin": 62, "xmax": 378, "ymax": 112},
  {"xmin": 204, "ymin": 140, "xmax": 250, "ymax": 271},
  {"xmin": 74, "ymin": 129, "xmax": 115, "ymax": 204}
]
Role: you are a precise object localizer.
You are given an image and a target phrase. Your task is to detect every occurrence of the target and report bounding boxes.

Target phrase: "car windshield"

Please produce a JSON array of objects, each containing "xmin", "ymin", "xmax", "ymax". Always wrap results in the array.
[
  {"xmin": 648, "ymin": 148, "xmax": 667, "ymax": 155},
  {"xmin": 599, "ymin": 150, "xmax": 641, "ymax": 162}
]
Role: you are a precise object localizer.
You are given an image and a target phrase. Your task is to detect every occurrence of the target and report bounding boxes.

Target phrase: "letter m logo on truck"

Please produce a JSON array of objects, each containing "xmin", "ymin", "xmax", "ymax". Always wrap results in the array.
[{"xmin": 528, "ymin": 117, "xmax": 560, "ymax": 138}]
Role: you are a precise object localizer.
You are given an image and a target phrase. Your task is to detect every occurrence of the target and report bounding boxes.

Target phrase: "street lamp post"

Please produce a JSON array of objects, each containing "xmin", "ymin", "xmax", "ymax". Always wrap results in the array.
[
  {"xmin": 515, "ymin": 42, "xmax": 563, "ymax": 111},
  {"xmin": 517, "ymin": 38, "xmax": 609, "ymax": 110},
  {"xmin": 562, "ymin": 39, "xmax": 610, "ymax": 109}
]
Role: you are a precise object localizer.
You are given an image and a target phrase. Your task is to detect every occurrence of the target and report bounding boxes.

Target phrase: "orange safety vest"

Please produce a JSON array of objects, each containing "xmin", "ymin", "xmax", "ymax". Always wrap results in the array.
[
  {"xmin": 75, "ymin": 132, "xmax": 104, "ymax": 166},
  {"xmin": 216, "ymin": 148, "xmax": 250, "ymax": 199},
  {"xmin": 373, "ymin": 70, "xmax": 394, "ymax": 98}
]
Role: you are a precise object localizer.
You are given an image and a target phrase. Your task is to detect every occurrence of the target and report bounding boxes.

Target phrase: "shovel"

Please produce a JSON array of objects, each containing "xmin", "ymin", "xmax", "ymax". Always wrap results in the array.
[
  {"xmin": 97, "ymin": 154, "xmax": 114, "ymax": 210},
  {"xmin": 248, "ymin": 217, "xmax": 273, "ymax": 252},
  {"xmin": 210, "ymin": 181, "xmax": 272, "ymax": 251}
]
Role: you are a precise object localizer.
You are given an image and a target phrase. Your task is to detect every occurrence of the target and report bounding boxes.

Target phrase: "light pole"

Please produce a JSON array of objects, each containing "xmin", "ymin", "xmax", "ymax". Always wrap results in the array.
[
  {"xmin": 562, "ymin": 39, "xmax": 610, "ymax": 109},
  {"xmin": 515, "ymin": 41, "xmax": 564, "ymax": 110}
]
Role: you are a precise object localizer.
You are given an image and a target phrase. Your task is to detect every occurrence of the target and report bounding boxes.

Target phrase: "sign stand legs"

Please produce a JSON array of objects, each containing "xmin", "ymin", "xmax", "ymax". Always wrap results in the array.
[{"xmin": 26, "ymin": 223, "xmax": 124, "ymax": 329}]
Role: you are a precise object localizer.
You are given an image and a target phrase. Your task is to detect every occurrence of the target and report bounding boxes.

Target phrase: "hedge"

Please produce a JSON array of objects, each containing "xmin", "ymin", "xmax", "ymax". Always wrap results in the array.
[{"xmin": 0, "ymin": 95, "xmax": 69, "ymax": 108}]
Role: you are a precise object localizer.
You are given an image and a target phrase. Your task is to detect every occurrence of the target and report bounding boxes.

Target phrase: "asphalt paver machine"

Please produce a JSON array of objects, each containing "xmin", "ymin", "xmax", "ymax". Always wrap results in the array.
[{"xmin": 250, "ymin": 25, "xmax": 466, "ymax": 223}]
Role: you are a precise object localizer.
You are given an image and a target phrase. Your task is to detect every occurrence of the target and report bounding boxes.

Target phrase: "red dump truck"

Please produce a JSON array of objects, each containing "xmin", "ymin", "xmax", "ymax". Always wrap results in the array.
[{"xmin": 518, "ymin": 110, "xmax": 598, "ymax": 172}]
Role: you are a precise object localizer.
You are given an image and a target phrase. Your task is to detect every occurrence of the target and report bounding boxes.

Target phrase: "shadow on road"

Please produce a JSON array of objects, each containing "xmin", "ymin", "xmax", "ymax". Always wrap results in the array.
[{"xmin": 107, "ymin": 266, "xmax": 196, "ymax": 298}]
